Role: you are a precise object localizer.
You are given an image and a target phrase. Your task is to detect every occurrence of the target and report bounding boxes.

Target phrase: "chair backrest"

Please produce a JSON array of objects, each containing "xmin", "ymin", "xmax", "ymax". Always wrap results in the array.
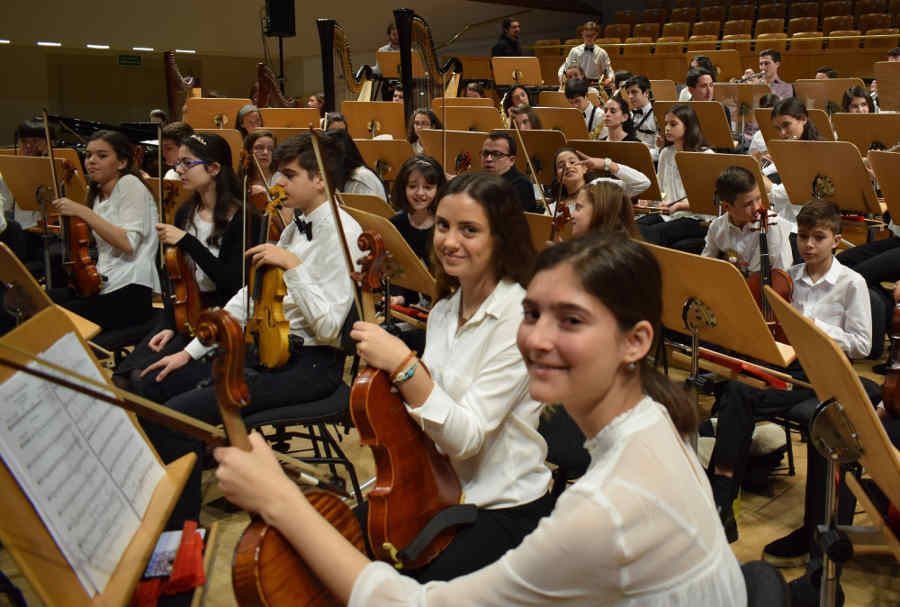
[
  {"xmin": 757, "ymin": 32, "xmax": 789, "ymax": 52},
  {"xmin": 662, "ymin": 21, "xmax": 692, "ymax": 38},
  {"xmin": 687, "ymin": 34, "xmax": 719, "ymax": 50},
  {"xmin": 756, "ymin": 17, "xmax": 786, "ymax": 36},
  {"xmin": 790, "ymin": 2, "xmax": 820, "ymax": 18},
  {"xmin": 822, "ymin": 0, "xmax": 853, "ymax": 18},
  {"xmin": 791, "ymin": 31, "xmax": 825, "ymax": 49},
  {"xmin": 724, "ymin": 19, "xmax": 753, "ymax": 35},
  {"xmin": 758, "ymin": 3, "xmax": 787, "ymax": 19},
  {"xmin": 722, "ymin": 33, "xmax": 753, "ymax": 52},
  {"xmin": 623, "ymin": 37, "xmax": 654, "ymax": 55},
  {"xmin": 692, "ymin": 20, "xmax": 722, "ymax": 36},
  {"xmin": 605, "ymin": 23, "xmax": 632, "ymax": 41},
  {"xmin": 859, "ymin": 12, "xmax": 893, "ymax": 31},
  {"xmin": 642, "ymin": 8, "xmax": 669, "ymax": 23},
  {"xmin": 535, "ymin": 39, "xmax": 562, "ymax": 57},
  {"xmin": 857, "ymin": 0, "xmax": 889, "ymax": 15},
  {"xmin": 655, "ymin": 36, "xmax": 687, "ymax": 54},
  {"xmin": 789, "ymin": 16, "xmax": 820, "ymax": 35},
  {"xmin": 675, "ymin": 0, "xmax": 700, "ymax": 7},
  {"xmin": 595, "ymin": 37, "xmax": 623, "ymax": 55},
  {"xmin": 729, "ymin": 4, "xmax": 756, "ymax": 20},
  {"xmin": 824, "ymin": 14, "xmax": 856, "ymax": 34},
  {"xmin": 671, "ymin": 7, "xmax": 699, "ymax": 22},
  {"xmin": 646, "ymin": 0, "xmax": 667, "ymax": 9},
  {"xmin": 828, "ymin": 28, "xmax": 862, "ymax": 47},
  {"xmin": 633, "ymin": 22, "xmax": 662, "ymax": 40},
  {"xmin": 863, "ymin": 27, "xmax": 900, "ymax": 47},
  {"xmin": 615, "ymin": 10, "xmax": 641, "ymax": 25},
  {"xmin": 700, "ymin": 5, "xmax": 725, "ymax": 21}
]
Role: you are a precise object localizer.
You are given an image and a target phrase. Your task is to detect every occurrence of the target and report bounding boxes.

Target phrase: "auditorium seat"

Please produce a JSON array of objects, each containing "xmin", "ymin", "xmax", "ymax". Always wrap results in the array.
[
  {"xmin": 623, "ymin": 37, "xmax": 654, "ymax": 55},
  {"xmin": 646, "ymin": 0, "xmax": 667, "ymax": 9},
  {"xmin": 789, "ymin": 16, "xmax": 820, "ymax": 35},
  {"xmin": 662, "ymin": 22, "xmax": 691, "ymax": 38},
  {"xmin": 756, "ymin": 17, "xmax": 786, "ymax": 35},
  {"xmin": 730, "ymin": 0, "xmax": 754, "ymax": 5},
  {"xmin": 790, "ymin": 2, "xmax": 820, "ymax": 19},
  {"xmin": 722, "ymin": 33, "xmax": 753, "ymax": 52},
  {"xmin": 758, "ymin": 32, "xmax": 789, "ymax": 52},
  {"xmin": 824, "ymin": 14, "xmax": 855, "ymax": 35},
  {"xmin": 641, "ymin": 8, "xmax": 668, "ymax": 23},
  {"xmin": 692, "ymin": 20, "xmax": 722, "ymax": 36},
  {"xmin": 605, "ymin": 23, "xmax": 632, "ymax": 42},
  {"xmin": 535, "ymin": 39, "xmax": 561, "ymax": 57},
  {"xmin": 724, "ymin": 19, "xmax": 753, "ymax": 36},
  {"xmin": 703, "ymin": 0, "xmax": 726, "ymax": 6},
  {"xmin": 791, "ymin": 31, "xmax": 825, "ymax": 49},
  {"xmin": 859, "ymin": 12, "xmax": 893, "ymax": 31},
  {"xmin": 595, "ymin": 37, "xmax": 622, "ymax": 55},
  {"xmin": 700, "ymin": 5, "xmax": 726, "ymax": 22},
  {"xmin": 674, "ymin": 0, "xmax": 701, "ymax": 7},
  {"xmin": 655, "ymin": 36, "xmax": 687, "ymax": 54},
  {"xmin": 828, "ymin": 28, "xmax": 862, "ymax": 47},
  {"xmin": 857, "ymin": 0, "xmax": 889, "ymax": 15},
  {"xmin": 563, "ymin": 37, "xmax": 581, "ymax": 55},
  {"xmin": 863, "ymin": 27, "xmax": 900, "ymax": 47},
  {"xmin": 615, "ymin": 10, "xmax": 640, "ymax": 27},
  {"xmin": 758, "ymin": 3, "xmax": 787, "ymax": 20},
  {"xmin": 671, "ymin": 7, "xmax": 699, "ymax": 22},
  {"xmin": 822, "ymin": 0, "xmax": 854, "ymax": 19},
  {"xmin": 687, "ymin": 34, "xmax": 719, "ymax": 50},
  {"xmin": 728, "ymin": 4, "xmax": 756, "ymax": 20},
  {"xmin": 633, "ymin": 22, "xmax": 662, "ymax": 40}
]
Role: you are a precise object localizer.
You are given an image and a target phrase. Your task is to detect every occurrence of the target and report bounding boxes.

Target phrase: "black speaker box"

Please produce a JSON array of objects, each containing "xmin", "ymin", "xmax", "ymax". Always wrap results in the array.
[{"xmin": 265, "ymin": 0, "xmax": 296, "ymax": 37}]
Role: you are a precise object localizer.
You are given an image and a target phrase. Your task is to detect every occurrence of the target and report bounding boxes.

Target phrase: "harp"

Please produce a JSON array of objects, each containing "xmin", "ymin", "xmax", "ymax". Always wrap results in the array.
[
  {"xmin": 256, "ymin": 62, "xmax": 299, "ymax": 108},
  {"xmin": 394, "ymin": 9, "xmax": 463, "ymax": 120},
  {"xmin": 163, "ymin": 50, "xmax": 197, "ymax": 122},
  {"xmin": 317, "ymin": 19, "xmax": 376, "ymax": 114}
]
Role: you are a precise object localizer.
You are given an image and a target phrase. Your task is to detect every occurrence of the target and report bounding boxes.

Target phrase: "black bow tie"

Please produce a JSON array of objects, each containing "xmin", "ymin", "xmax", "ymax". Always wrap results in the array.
[
  {"xmin": 294, "ymin": 213, "xmax": 313, "ymax": 240},
  {"xmin": 633, "ymin": 109, "xmax": 643, "ymax": 115},
  {"xmin": 584, "ymin": 46, "xmax": 594, "ymax": 53}
]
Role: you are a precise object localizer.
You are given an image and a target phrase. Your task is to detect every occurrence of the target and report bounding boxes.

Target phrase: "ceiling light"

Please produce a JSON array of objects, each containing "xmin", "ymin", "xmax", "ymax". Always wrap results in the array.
[
  {"xmin": 86, "ymin": 44, "xmax": 110, "ymax": 50},
  {"xmin": 0, "ymin": 40, "xmax": 10, "ymax": 45},
  {"xmin": 132, "ymin": 46, "xmax": 154, "ymax": 51},
  {"xmin": 37, "ymin": 41, "xmax": 62, "ymax": 47},
  {"xmin": 175, "ymin": 49, "xmax": 196, "ymax": 54}
]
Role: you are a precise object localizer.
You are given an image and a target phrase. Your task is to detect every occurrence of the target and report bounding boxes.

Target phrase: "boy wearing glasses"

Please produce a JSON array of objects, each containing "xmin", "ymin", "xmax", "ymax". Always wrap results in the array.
[{"xmin": 480, "ymin": 131, "xmax": 539, "ymax": 212}]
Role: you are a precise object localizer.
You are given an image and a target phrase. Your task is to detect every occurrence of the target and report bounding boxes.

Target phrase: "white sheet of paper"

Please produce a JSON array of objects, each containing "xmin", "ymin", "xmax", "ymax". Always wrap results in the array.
[{"xmin": 0, "ymin": 332, "xmax": 166, "ymax": 596}]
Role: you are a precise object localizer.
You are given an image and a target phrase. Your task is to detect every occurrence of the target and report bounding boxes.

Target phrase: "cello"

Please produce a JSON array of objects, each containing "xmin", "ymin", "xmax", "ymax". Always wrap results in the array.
[{"xmin": 41, "ymin": 109, "xmax": 102, "ymax": 297}]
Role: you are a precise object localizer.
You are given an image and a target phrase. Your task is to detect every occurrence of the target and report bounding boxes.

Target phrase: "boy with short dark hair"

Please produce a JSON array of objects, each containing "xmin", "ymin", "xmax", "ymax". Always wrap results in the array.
[
  {"xmin": 707, "ymin": 199, "xmax": 873, "ymax": 547},
  {"xmin": 564, "ymin": 78, "xmax": 603, "ymax": 134},
  {"xmin": 160, "ymin": 121, "xmax": 195, "ymax": 179},
  {"xmin": 702, "ymin": 166, "xmax": 792, "ymax": 273}
]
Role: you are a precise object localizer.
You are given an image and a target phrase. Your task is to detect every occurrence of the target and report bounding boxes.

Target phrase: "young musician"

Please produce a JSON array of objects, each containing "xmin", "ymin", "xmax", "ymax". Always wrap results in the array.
[
  {"xmin": 509, "ymin": 104, "xmax": 543, "ymax": 130},
  {"xmin": 598, "ymin": 95, "xmax": 638, "ymax": 142},
  {"xmin": 623, "ymin": 75, "xmax": 658, "ymax": 155},
  {"xmin": 503, "ymin": 85, "xmax": 531, "ymax": 119},
  {"xmin": 637, "ymin": 104, "xmax": 714, "ymax": 249},
  {"xmin": 702, "ymin": 166, "xmax": 793, "ymax": 273},
  {"xmin": 557, "ymin": 20, "xmax": 615, "ymax": 87},
  {"xmin": 841, "ymin": 85, "xmax": 875, "ymax": 113},
  {"xmin": 331, "ymin": 129, "xmax": 388, "ymax": 201},
  {"xmin": 465, "ymin": 82, "xmax": 485, "ymax": 98},
  {"xmin": 553, "ymin": 147, "xmax": 651, "ymax": 203},
  {"xmin": 678, "ymin": 56, "xmax": 716, "ymax": 101},
  {"xmin": 137, "ymin": 133, "xmax": 364, "ymax": 527},
  {"xmin": 236, "ymin": 104, "xmax": 262, "ymax": 137},
  {"xmin": 570, "ymin": 180, "xmax": 639, "ymax": 238},
  {"xmin": 242, "ymin": 130, "xmax": 278, "ymax": 194},
  {"xmin": 214, "ymin": 233, "xmax": 747, "ymax": 605},
  {"xmin": 407, "ymin": 108, "xmax": 443, "ymax": 155},
  {"xmin": 50, "ymin": 130, "xmax": 160, "ymax": 330},
  {"xmin": 707, "ymin": 200, "xmax": 874, "ymax": 546},
  {"xmin": 479, "ymin": 132, "xmax": 540, "ymax": 213},
  {"xmin": 565, "ymin": 79, "xmax": 605, "ymax": 138},
  {"xmin": 757, "ymin": 49, "xmax": 794, "ymax": 99},
  {"xmin": 160, "ymin": 121, "xmax": 194, "ymax": 180},
  {"xmin": 113, "ymin": 133, "xmax": 257, "ymax": 389},
  {"xmin": 561, "ymin": 65, "xmax": 602, "ymax": 98}
]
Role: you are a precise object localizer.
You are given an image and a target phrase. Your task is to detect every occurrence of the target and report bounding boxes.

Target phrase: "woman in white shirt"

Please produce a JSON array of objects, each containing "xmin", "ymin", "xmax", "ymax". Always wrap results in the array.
[
  {"xmin": 214, "ymin": 232, "xmax": 748, "ymax": 606},
  {"xmin": 407, "ymin": 108, "xmax": 442, "ymax": 155},
  {"xmin": 51, "ymin": 130, "xmax": 159, "ymax": 330},
  {"xmin": 332, "ymin": 128, "xmax": 388, "ymax": 201}
]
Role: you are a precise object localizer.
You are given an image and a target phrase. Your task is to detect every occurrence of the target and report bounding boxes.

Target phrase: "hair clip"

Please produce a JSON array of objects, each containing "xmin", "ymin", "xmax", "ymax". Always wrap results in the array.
[{"xmin": 190, "ymin": 134, "xmax": 207, "ymax": 146}]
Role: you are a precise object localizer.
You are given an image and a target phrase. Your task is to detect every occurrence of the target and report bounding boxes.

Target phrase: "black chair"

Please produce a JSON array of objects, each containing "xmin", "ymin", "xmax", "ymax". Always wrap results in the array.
[
  {"xmin": 242, "ymin": 366, "xmax": 365, "ymax": 505},
  {"xmin": 742, "ymin": 560, "xmax": 791, "ymax": 606},
  {"xmin": 92, "ymin": 309, "xmax": 163, "ymax": 365}
]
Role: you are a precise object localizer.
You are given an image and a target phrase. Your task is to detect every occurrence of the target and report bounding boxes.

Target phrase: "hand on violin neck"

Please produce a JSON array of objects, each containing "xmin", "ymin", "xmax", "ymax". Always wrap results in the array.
[
  {"xmin": 349, "ymin": 321, "xmax": 411, "ymax": 372},
  {"xmin": 245, "ymin": 243, "xmax": 301, "ymax": 271},
  {"xmin": 155, "ymin": 223, "xmax": 187, "ymax": 246},
  {"xmin": 52, "ymin": 197, "xmax": 85, "ymax": 218}
]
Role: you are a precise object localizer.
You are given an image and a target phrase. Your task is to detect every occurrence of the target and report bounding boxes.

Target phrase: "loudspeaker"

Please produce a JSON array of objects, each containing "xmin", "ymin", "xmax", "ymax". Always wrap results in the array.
[{"xmin": 265, "ymin": 0, "xmax": 296, "ymax": 38}]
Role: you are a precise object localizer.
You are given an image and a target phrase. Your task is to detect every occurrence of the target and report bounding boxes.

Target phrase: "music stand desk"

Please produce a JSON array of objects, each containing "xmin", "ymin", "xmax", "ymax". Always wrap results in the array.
[
  {"xmin": 874, "ymin": 61, "xmax": 900, "ymax": 112},
  {"xmin": 341, "ymin": 101, "xmax": 406, "ymax": 140},
  {"xmin": 676, "ymin": 152, "xmax": 771, "ymax": 216},
  {"xmin": 0, "ymin": 156, "xmax": 71, "ymax": 211},
  {"xmin": 491, "ymin": 57, "xmax": 543, "ymax": 87},
  {"xmin": 183, "ymin": 98, "xmax": 251, "ymax": 130},
  {"xmin": 259, "ymin": 108, "xmax": 321, "ymax": 128},
  {"xmin": 794, "ymin": 78, "xmax": 865, "ymax": 111},
  {"xmin": 441, "ymin": 106, "xmax": 504, "ymax": 132},
  {"xmin": 193, "ymin": 129, "xmax": 243, "ymax": 172},
  {"xmin": 340, "ymin": 192, "xmax": 396, "ymax": 219},
  {"xmin": 569, "ymin": 140, "xmax": 661, "ymax": 201},
  {"xmin": 431, "ymin": 97, "xmax": 495, "ymax": 113},
  {"xmin": 497, "ymin": 129, "xmax": 567, "ymax": 187},
  {"xmin": 867, "ymin": 150, "xmax": 900, "ymax": 220},
  {"xmin": 532, "ymin": 107, "xmax": 589, "ymax": 140},
  {"xmin": 653, "ymin": 101, "xmax": 734, "ymax": 150},
  {"xmin": 354, "ymin": 139, "xmax": 415, "ymax": 183},
  {"xmin": 649, "ymin": 80, "xmax": 677, "ymax": 102},
  {"xmin": 830, "ymin": 113, "xmax": 900, "ymax": 154},
  {"xmin": 418, "ymin": 129, "xmax": 487, "ymax": 174}
]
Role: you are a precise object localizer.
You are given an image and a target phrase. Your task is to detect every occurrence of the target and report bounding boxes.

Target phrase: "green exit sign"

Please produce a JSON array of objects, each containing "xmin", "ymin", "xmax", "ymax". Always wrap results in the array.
[{"xmin": 118, "ymin": 54, "xmax": 141, "ymax": 66}]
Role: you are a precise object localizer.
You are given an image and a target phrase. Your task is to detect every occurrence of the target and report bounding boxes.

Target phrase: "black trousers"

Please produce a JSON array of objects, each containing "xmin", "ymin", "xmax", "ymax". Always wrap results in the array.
[
  {"xmin": 139, "ymin": 344, "xmax": 345, "ymax": 528},
  {"xmin": 836, "ymin": 236, "xmax": 900, "ymax": 287},
  {"xmin": 355, "ymin": 490, "xmax": 556, "ymax": 583},
  {"xmin": 49, "ymin": 284, "xmax": 153, "ymax": 331},
  {"xmin": 637, "ymin": 215, "xmax": 708, "ymax": 249}
]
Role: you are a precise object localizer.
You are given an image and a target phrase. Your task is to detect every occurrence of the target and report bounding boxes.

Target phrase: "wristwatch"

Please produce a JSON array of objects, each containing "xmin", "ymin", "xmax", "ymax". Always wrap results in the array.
[{"xmin": 604, "ymin": 157, "xmax": 612, "ymax": 172}]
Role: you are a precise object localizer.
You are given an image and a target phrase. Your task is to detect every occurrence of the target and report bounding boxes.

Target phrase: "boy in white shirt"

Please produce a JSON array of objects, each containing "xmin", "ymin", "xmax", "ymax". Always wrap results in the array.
[
  {"xmin": 702, "ymin": 166, "xmax": 793, "ymax": 274},
  {"xmin": 564, "ymin": 78, "xmax": 605, "ymax": 138},
  {"xmin": 707, "ymin": 200, "xmax": 873, "ymax": 546}
]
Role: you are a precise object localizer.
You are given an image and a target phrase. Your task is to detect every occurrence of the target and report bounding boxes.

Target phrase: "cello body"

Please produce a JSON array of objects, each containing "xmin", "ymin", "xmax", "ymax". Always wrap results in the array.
[{"xmin": 350, "ymin": 366, "xmax": 462, "ymax": 570}]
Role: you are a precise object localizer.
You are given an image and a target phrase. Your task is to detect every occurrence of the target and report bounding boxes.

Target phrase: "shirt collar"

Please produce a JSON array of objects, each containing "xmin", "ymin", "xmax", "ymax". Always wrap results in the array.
[
  {"xmin": 799, "ymin": 256, "xmax": 841, "ymax": 286},
  {"xmin": 451, "ymin": 279, "xmax": 514, "ymax": 328}
]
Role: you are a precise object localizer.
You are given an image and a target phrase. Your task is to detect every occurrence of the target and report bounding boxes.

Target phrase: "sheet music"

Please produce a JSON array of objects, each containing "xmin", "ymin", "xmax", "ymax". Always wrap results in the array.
[{"xmin": 0, "ymin": 332, "xmax": 166, "ymax": 596}]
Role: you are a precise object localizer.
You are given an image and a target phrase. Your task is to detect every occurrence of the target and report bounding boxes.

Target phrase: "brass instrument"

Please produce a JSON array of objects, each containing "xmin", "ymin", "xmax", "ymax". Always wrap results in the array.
[
  {"xmin": 316, "ymin": 19, "xmax": 375, "ymax": 113},
  {"xmin": 395, "ymin": 8, "xmax": 463, "ymax": 119}
]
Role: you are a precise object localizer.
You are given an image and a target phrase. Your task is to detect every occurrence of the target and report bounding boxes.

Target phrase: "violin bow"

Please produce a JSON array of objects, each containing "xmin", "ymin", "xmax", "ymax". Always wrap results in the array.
[
  {"xmin": 511, "ymin": 117, "xmax": 545, "ymax": 207},
  {"xmin": 41, "ymin": 109, "xmax": 62, "ymax": 289},
  {"xmin": 155, "ymin": 125, "xmax": 166, "ymax": 268}
]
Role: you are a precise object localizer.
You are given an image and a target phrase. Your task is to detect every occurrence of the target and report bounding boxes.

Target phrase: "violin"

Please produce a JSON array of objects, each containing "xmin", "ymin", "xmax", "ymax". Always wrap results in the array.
[
  {"xmin": 243, "ymin": 149, "xmax": 288, "ymax": 241},
  {"xmin": 308, "ymin": 127, "xmax": 468, "ymax": 570},
  {"xmin": 882, "ymin": 300, "xmax": 900, "ymax": 418},
  {"xmin": 746, "ymin": 208, "xmax": 793, "ymax": 343},
  {"xmin": 42, "ymin": 110, "xmax": 102, "ymax": 297},
  {"xmin": 548, "ymin": 180, "xmax": 572, "ymax": 243}
]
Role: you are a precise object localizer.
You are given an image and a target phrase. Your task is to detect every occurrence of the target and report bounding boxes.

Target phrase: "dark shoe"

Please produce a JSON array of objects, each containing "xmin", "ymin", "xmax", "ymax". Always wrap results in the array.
[
  {"xmin": 709, "ymin": 474, "xmax": 738, "ymax": 543},
  {"xmin": 788, "ymin": 562, "xmax": 845, "ymax": 607},
  {"xmin": 719, "ymin": 502, "xmax": 738, "ymax": 543},
  {"xmin": 763, "ymin": 527, "xmax": 810, "ymax": 568}
]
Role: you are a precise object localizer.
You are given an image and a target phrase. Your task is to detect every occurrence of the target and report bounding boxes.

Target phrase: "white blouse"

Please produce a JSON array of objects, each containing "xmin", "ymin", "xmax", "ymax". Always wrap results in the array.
[
  {"xmin": 656, "ymin": 146, "xmax": 715, "ymax": 221},
  {"xmin": 343, "ymin": 166, "xmax": 387, "ymax": 201},
  {"xmin": 409, "ymin": 279, "xmax": 552, "ymax": 509},
  {"xmin": 92, "ymin": 174, "xmax": 160, "ymax": 295},
  {"xmin": 186, "ymin": 214, "xmax": 218, "ymax": 293},
  {"xmin": 349, "ymin": 397, "xmax": 747, "ymax": 607}
]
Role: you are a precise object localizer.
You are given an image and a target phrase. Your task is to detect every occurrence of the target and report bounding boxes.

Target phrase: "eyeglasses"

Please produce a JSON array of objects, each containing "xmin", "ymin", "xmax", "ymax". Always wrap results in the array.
[
  {"xmin": 480, "ymin": 150, "xmax": 511, "ymax": 160},
  {"xmin": 174, "ymin": 158, "xmax": 209, "ymax": 170}
]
